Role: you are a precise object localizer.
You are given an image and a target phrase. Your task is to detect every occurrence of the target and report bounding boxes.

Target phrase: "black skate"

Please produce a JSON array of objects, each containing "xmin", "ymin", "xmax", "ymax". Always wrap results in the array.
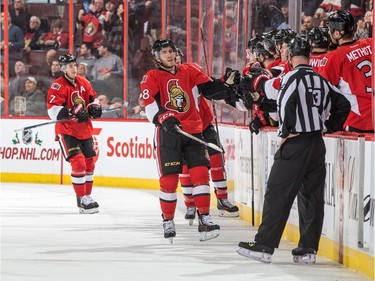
[
  {"xmin": 185, "ymin": 206, "xmax": 196, "ymax": 226},
  {"xmin": 217, "ymin": 198, "xmax": 239, "ymax": 217},
  {"xmin": 236, "ymin": 241, "xmax": 274, "ymax": 263},
  {"xmin": 198, "ymin": 213, "xmax": 220, "ymax": 241},
  {"xmin": 77, "ymin": 195, "xmax": 99, "ymax": 214},
  {"xmin": 292, "ymin": 247, "xmax": 316, "ymax": 264},
  {"xmin": 163, "ymin": 219, "xmax": 176, "ymax": 244},
  {"xmin": 86, "ymin": 195, "xmax": 99, "ymax": 208}
]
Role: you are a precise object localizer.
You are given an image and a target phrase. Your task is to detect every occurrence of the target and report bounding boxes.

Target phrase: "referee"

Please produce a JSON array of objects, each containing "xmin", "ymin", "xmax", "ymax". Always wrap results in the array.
[{"xmin": 237, "ymin": 36, "xmax": 351, "ymax": 264}]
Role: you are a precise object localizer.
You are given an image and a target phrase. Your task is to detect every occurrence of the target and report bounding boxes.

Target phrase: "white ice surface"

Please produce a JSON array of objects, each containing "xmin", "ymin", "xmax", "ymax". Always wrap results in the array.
[{"xmin": 0, "ymin": 183, "xmax": 371, "ymax": 281}]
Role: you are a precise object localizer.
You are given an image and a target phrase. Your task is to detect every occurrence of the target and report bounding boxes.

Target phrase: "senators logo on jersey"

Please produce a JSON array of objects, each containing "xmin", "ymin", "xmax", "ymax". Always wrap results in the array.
[
  {"xmin": 71, "ymin": 91, "xmax": 86, "ymax": 108},
  {"xmin": 165, "ymin": 79, "xmax": 190, "ymax": 112}
]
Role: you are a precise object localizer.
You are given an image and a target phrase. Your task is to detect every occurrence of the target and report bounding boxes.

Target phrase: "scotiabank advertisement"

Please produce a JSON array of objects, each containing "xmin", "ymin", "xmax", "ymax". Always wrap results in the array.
[{"xmin": 0, "ymin": 119, "xmax": 235, "ymax": 182}]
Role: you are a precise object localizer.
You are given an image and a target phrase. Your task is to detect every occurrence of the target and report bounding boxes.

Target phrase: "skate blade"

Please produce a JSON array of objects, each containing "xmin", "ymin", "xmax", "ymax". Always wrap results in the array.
[
  {"xmin": 293, "ymin": 254, "xmax": 316, "ymax": 264},
  {"xmin": 199, "ymin": 229, "xmax": 220, "ymax": 242},
  {"xmin": 79, "ymin": 207, "xmax": 99, "ymax": 214},
  {"xmin": 236, "ymin": 247, "xmax": 272, "ymax": 263},
  {"xmin": 165, "ymin": 237, "xmax": 174, "ymax": 245},
  {"xmin": 218, "ymin": 210, "xmax": 239, "ymax": 217}
]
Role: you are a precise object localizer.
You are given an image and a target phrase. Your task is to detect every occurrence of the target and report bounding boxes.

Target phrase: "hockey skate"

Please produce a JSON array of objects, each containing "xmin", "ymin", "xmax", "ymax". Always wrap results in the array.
[
  {"xmin": 185, "ymin": 206, "xmax": 196, "ymax": 226},
  {"xmin": 236, "ymin": 241, "xmax": 274, "ymax": 263},
  {"xmin": 198, "ymin": 213, "xmax": 220, "ymax": 241},
  {"xmin": 163, "ymin": 219, "xmax": 176, "ymax": 244},
  {"xmin": 217, "ymin": 198, "xmax": 239, "ymax": 217},
  {"xmin": 77, "ymin": 195, "xmax": 99, "ymax": 214},
  {"xmin": 292, "ymin": 247, "xmax": 316, "ymax": 264},
  {"xmin": 86, "ymin": 195, "xmax": 99, "ymax": 208}
]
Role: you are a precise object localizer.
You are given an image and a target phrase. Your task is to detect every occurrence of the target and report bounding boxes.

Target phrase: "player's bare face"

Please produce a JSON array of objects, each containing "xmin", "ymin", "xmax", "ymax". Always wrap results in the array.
[
  {"xmin": 63, "ymin": 62, "xmax": 78, "ymax": 79},
  {"xmin": 158, "ymin": 47, "xmax": 176, "ymax": 70}
]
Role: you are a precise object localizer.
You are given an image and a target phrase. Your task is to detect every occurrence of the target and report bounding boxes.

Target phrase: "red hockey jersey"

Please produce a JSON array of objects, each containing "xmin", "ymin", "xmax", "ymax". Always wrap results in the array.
[
  {"xmin": 47, "ymin": 75, "xmax": 97, "ymax": 139},
  {"xmin": 320, "ymin": 38, "xmax": 373, "ymax": 131},
  {"xmin": 140, "ymin": 63, "xmax": 211, "ymax": 134}
]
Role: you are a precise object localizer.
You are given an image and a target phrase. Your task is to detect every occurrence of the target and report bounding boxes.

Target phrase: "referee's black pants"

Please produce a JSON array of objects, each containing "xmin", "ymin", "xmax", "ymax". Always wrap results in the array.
[{"xmin": 255, "ymin": 132, "xmax": 326, "ymax": 251}]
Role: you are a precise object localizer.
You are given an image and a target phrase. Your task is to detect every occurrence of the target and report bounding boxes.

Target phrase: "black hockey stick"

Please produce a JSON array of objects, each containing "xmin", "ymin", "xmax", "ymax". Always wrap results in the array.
[
  {"xmin": 14, "ymin": 102, "xmax": 128, "ymax": 132},
  {"xmin": 174, "ymin": 125, "xmax": 223, "ymax": 153},
  {"xmin": 250, "ymin": 129, "xmax": 255, "ymax": 226},
  {"xmin": 14, "ymin": 119, "xmax": 70, "ymax": 132}
]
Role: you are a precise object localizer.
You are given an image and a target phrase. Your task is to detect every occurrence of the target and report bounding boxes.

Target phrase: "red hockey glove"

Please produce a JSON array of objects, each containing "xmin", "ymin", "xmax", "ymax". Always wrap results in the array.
[
  {"xmin": 158, "ymin": 111, "xmax": 181, "ymax": 136},
  {"xmin": 87, "ymin": 99, "xmax": 102, "ymax": 119},
  {"xmin": 70, "ymin": 103, "xmax": 89, "ymax": 123}
]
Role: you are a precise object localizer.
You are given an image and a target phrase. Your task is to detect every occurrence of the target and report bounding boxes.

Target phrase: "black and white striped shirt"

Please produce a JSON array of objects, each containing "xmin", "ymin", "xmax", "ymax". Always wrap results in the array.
[{"xmin": 277, "ymin": 64, "xmax": 351, "ymax": 138}]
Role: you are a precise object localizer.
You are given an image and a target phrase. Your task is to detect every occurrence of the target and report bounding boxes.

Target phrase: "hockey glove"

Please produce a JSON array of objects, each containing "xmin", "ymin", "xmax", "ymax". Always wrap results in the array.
[
  {"xmin": 223, "ymin": 68, "xmax": 241, "ymax": 88},
  {"xmin": 87, "ymin": 99, "xmax": 102, "ymax": 119},
  {"xmin": 243, "ymin": 67, "xmax": 274, "ymax": 93},
  {"xmin": 158, "ymin": 111, "xmax": 181, "ymax": 136},
  {"xmin": 70, "ymin": 103, "xmax": 89, "ymax": 123},
  {"xmin": 249, "ymin": 117, "xmax": 263, "ymax": 135}
]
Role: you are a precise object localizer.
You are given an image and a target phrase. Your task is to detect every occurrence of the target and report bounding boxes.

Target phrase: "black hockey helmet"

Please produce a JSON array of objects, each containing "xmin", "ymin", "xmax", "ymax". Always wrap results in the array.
[
  {"xmin": 58, "ymin": 54, "xmax": 76, "ymax": 67},
  {"xmin": 151, "ymin": 39, "xmax": 177, "ymax": 56},
  {"xmin": 247, "ymin": 35, "xmax": 263, "ymax": 51},
  {"xmin": 327, "ymin": 10, "xmax": 355, "ymax": 35},
  {"xmin": 253, "ymin": 41, "xmax": 272, "ymax": 59},
  {"xmin": 263, "ymin": 37, "xmax": 277, "ymax": 55},
  {"xmin": 307, "ymin": 27, "xmax": 331, "ymax": 49},
  {"xmin": 288, "ymin": 36, "xmax": 311, "ymax": 57},
  {"xmin": 274, "ymin": 28, "xmax": 296, "ymax": 46},
  {"xmin": 176, "ymin": 48, "xmax": 184, "ymax": 57}
]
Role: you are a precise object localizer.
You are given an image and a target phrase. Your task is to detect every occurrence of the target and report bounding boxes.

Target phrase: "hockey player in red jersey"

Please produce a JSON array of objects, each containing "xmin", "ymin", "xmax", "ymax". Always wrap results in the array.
[
  {"xmin": 322, "ymin": 10, "xmax": 374, "ymax": 133},
  {"xmin": 140, "ymin": 39, "xmax": 235, "ymax": 243},
  {"xmin": 174, "ymin": 49, "xmax": 239, "ymax": 223},
  {"xmin": 46, "ymin": 54, "xmax": 102, "ymax": 214},
  {"xmin": 307, "ymin": 27, "xmax": 333, "ymax": 74}
]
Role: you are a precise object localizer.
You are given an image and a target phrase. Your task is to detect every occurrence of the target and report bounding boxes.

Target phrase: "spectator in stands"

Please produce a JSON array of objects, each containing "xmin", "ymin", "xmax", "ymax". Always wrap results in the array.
[
  {"xmin": 49, "ymin": 59, "xmax": 63, "ymax": 79},
  {"xmin": 97, "ymin": 94, "xmax": 110, "ymax": 110},
  {"xmin": 303, "ymin": 0, "xmax": 323, "ymax": 17},
  {"xmin": 301, "ymin": 16, "xmax": 315, "ymax": 33},
  {"xmin": 77, "ymin": 0, "xmax": 106, "ymax": 48},
  {"xmin": 91, "ymin": 40, "xmax": 123, "ymax": 81},
  {"xmin": 101, "ymin": 96, "xmax": 123, "ymax": 118},
  {"xmin": 103, "ymin": 0, "xmax": 124, "ymax": 57},
  {"xmin": 9, "ymin": 0, "xmax": 31, "ymax": 33},
  {"xmin": 77, "ymin": 62, "xmax": 89, "ymax": 79},
  {"xmin": 9, "ymin": 60, "xmax": 28, "ymax": 103},
  {"xmin": 38, "ymin": 59, "xmax": 63, "ymax": 93},
  {"xmin": 354, "ymin": 18, "xmax": 370, "ymax": 39},
  {"xmin": 38, "ymin": 19, "xmax": 69, "ymax": 50},
  {"xmin": 0, "ymin": 11, "xmax": 25, "ymax": 77},
  {"xmin": 364, "ymin": 10, "xmax": 373, "ymax": 37},
  {"xmin": 76, "ymin": 42, "xmax": 97, "ymax": 74},
  {"xmin": 270, "ymin": 0, "xmax": 289, "ymax": 30},
  {"xmin": 22, "ymin": 76, "xmax": 47, "ymax": 116},
  {"xmin": 23, "ymin": 16, "xmax": 44, "ymax": 55}
]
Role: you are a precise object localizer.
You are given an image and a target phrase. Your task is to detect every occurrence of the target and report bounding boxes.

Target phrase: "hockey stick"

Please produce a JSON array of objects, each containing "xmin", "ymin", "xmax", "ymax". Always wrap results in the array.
[
  {"xmin": 174, "ymin": 125, "xmax": 223, "ymax": 153},
  {"xmin": 250, "ymin": 129, "xmax": 255, "ymax": 226},
  {"xmin": 14, "ymin": 119, "xmax": 70, "ymax": 132},
  {"xmin": 14, "ymin": 102, "xmax": 128, "ymax": 132}
]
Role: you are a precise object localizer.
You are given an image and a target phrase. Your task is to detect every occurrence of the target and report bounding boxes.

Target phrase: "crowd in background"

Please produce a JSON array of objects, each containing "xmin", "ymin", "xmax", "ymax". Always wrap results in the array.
[{"xmin": 0, "ymin": 0, "xmax": 373, "ymax": 121}]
